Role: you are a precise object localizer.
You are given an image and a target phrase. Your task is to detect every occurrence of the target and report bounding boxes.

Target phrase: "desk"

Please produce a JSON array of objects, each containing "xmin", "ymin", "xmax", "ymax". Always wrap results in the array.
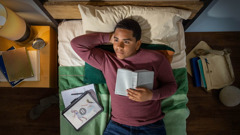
[{"xmin": 0, "ymin": 26, "xmax": 57, "ymax": 88}]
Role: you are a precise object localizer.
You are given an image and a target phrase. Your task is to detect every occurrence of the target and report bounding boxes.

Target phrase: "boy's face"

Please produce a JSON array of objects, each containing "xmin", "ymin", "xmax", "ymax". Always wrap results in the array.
[{"xmin": 113, "ymin": 28, "xmax": 141, "ymax": 59}]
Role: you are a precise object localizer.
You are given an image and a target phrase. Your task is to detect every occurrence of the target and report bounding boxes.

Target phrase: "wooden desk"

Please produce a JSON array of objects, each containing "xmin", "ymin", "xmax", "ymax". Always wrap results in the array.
[{"xmin": 0, "ymin": 26, "xmax": 57, "ymax": 88}]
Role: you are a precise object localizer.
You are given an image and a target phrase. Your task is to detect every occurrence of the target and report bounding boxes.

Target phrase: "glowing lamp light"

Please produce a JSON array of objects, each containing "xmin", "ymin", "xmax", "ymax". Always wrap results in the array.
[{"xmin": 0, "ymin": 3, "xmax": 32, "ymax": 44}]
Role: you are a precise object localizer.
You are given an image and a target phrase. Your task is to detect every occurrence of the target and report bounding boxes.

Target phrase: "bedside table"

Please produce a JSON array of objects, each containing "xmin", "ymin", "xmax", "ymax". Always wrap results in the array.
[{"xmin": 0, "ymin": 26, "xmax": 57, "ymax": 88}]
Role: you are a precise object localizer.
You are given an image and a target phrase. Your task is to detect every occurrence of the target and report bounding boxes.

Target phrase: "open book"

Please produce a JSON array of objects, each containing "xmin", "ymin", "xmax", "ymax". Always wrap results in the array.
[{"xmin": 115, "ymin": 68, "xmax": 154, "ymax": 96}]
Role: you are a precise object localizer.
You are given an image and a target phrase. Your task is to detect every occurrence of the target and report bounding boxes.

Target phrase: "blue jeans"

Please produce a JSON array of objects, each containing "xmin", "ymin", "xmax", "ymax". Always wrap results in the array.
[{"xmin": 103, "ymin": 119, "xmax": 166, "ymax": 135}]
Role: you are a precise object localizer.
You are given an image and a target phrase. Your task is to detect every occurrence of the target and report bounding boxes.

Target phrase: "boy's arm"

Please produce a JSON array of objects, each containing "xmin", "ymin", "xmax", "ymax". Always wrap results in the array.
[
  {"xmin": 151, "ymin": 57, "xmax": 177, "ymax": 100},
  {"xmin": 71, "ymin": 33, "xmax": 111, "ymax": 70}
]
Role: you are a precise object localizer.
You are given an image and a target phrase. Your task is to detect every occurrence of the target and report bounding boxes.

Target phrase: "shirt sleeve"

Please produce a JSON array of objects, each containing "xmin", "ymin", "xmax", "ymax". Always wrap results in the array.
[
  {"xmin": 151, "ymin": 56, "xmax": 177, "ymax": 100},
  {"xmin": 70, "ymin": 33, "xmax": 111, "ymax": 70}
]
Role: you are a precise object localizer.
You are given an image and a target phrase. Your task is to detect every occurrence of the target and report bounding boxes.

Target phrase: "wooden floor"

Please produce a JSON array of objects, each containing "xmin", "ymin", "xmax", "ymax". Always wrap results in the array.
[
  {"xmin": 185, "ymin": 32, "xmax": 240, "ymax": 135},
  {"xmin": 0, "ymin": 32, "xmax": 239, "ymax": 135},
  {"xmin": 0, "ymin": 87, "xmax": 59, "ymax": 135}
]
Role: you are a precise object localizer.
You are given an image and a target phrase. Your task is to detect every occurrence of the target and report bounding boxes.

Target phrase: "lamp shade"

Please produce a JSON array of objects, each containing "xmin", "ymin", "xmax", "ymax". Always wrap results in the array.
[{"xmin": 0, "ymin": 3, "xmax": 30, "ymax": 42}]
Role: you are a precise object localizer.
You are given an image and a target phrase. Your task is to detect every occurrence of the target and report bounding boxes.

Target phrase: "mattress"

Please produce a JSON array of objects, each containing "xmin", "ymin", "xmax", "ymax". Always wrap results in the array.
[{"xmin": 58, "ymin": 20, "xmax": 189, "ymax": 135}]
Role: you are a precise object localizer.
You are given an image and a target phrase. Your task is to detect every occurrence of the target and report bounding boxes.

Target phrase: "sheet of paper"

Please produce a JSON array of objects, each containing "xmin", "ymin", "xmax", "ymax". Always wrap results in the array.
[
  {"xmin": 137, "ymin": 71, "xmax": 154, "ymax": 90},
  {"xmin": 115, "ymin": 69, "xmax": 133, "ymax": 96},
  {"xmin": 61, "ymin": 84, "xmax": 97, "ymax": 108},
  {"xmin": 24, "ymin": 50, "xmax": 40, "ymax": 81}
]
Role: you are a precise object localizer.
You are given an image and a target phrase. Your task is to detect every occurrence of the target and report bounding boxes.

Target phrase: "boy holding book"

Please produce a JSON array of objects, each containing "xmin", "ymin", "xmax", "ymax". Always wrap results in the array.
[{"xmin": 71, "ymin": 18, "xmax": 177, "ymax": 135}]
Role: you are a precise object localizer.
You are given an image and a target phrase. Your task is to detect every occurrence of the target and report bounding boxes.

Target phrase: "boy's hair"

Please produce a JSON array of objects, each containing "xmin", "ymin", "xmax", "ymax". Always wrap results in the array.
[{"xmin": 114, "ymin": 18, "xmax": 141, "ymax": 41}]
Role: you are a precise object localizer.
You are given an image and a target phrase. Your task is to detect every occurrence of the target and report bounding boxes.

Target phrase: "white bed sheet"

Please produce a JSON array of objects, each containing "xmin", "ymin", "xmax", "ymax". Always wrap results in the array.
[{"xmin": 58, "ymin": 20, "xmax": 186, "ymax": 69}]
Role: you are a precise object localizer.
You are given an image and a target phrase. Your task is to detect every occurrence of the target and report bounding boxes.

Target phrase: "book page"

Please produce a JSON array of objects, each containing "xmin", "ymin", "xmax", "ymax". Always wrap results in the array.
[
  {"xmin": 137, "ymin": 70, "xmax": 154, "ymax": 90},
  {"xmin": 131, "ymin": 72, "xmax": 138, "ymax": 89},
  {"xmin": 115, "ymin": 69, "xmax": 133, "ymax": 96}
]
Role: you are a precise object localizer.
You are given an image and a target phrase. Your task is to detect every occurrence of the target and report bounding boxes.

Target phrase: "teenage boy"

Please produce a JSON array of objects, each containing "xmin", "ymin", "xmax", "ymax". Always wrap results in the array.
[{"xmin": 71, "ymin": 18, "xmax": 177, "ymax": 135}]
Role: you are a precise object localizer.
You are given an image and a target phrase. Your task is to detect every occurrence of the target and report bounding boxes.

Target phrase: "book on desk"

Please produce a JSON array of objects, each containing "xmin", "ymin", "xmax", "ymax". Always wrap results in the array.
[
  {"xmin": 0, "ymin": 47, "xmax": 40, "ymax": 87},
  {"xmin": 0, "ymin": 47, "xmax": 24, "ymax": 87}
]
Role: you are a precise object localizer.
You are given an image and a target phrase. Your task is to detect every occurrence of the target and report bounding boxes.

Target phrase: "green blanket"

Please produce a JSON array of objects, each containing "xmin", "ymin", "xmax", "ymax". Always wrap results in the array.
[{"xmin": 59, "ymin": 66, "xmax": 189, "ymax": 135}]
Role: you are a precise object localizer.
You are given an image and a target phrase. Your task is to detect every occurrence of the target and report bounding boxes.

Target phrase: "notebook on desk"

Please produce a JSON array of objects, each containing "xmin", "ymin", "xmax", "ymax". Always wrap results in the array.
[
  {"xmin": 0, "ymin": 46, "xmax": 24, "ymax": 87},
  {"xmin": 0, "ymin": 54, "xmax": 24, "ymax": 87},
  {"xmin": 0, "ymin": 49, "xmax": 40, "ymax": 82},
  {"xmin": 2, "ymin": 47, "xmax": 33, "ymax": 82}
]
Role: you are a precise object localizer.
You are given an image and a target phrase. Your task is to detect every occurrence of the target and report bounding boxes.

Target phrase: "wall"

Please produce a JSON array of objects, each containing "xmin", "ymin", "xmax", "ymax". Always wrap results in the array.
[
  {"xmin": 0, "ymin": 0, "xmax": 55, "ymax": 27},
  {"xmin": 186, "ymin": 0, "xmax": 240, "ymax": 32}
]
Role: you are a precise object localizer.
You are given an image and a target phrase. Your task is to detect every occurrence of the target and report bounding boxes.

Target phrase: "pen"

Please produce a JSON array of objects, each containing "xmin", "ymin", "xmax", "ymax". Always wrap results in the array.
[
  {"xmin": 71, "ymin": 93, "xmax": 84, "ymax": 95},
  {"xmin": 205, "ymin": 58, "xmax": 211, "ymax": 73}
]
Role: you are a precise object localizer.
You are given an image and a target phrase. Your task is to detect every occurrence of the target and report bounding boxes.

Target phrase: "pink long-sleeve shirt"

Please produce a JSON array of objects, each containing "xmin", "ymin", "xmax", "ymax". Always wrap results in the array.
[{"xmin": 71, "ymin": 33, "xmax": 177, "ymax": 126}]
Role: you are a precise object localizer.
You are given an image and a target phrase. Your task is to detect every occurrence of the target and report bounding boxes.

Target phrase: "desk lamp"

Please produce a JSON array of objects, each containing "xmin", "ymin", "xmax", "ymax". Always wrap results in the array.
[{"xmin": 0, "ymin": 3, "xmax": 34, "ymax": 46}]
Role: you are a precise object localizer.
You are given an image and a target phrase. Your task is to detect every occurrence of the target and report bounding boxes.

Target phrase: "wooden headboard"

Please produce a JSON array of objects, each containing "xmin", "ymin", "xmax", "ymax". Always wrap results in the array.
[{"xmin": 43, "ymin": 1, "xmax": 204, "ymax": 20}]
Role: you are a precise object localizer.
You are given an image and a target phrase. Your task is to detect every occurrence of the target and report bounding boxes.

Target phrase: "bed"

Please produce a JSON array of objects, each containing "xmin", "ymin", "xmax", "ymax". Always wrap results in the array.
[{"xmin": 43, "ymin": 1, "xmax": 206, "ymax": 135}]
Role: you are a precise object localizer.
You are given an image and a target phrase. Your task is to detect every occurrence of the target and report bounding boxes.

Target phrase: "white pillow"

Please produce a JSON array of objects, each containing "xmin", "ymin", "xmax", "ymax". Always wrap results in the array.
[
  {"xmin": 57, "ymin": 20, "xmax": 186, "ymax": 69},
  {"xmin": 58, "ymin": 20, "xmax": 85, "ymax": 66},
  {"xmin": 78, "ymin": 5, "xmax": 191, "ymax": 54}
]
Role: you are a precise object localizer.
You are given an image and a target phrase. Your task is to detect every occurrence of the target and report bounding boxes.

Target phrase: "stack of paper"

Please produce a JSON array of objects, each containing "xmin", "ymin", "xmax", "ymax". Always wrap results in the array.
[
  {"xmin": 61, "ymin": 84, "xmax": 98, "ymax": 108},
  {"xmin": 24, "ymin": 50, "xmax": 40, "ymax": 81}
]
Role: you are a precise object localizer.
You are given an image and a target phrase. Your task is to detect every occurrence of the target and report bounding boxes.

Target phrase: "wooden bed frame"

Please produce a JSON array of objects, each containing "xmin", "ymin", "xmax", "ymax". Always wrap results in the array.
[
  {"xmin": 39, "ymin": 0, "xmax": 212, "ymax": 29},
  {"xmin": 43, "ymin": 1, "xmax": 203, "ymax": 19}
]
